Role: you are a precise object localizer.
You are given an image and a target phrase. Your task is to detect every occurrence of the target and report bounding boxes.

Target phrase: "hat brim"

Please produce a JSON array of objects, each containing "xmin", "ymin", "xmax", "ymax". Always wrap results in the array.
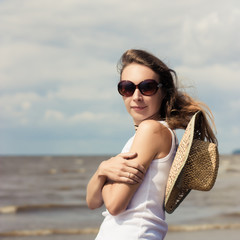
[
  {"xmin": 165, "ymin": 111, "xmax": 219, "ymax": 214},
  {"xmin": 164, "ymin": 111, "xmax": 198, "ymax": 213}
]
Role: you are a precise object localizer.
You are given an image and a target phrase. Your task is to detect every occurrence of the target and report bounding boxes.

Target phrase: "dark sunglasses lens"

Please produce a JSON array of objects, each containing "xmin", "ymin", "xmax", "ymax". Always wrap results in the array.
[
  {"xmin": 118, "ymin": 81, "xmax": 135, "ymax": 96},
  {"xmin": 139, "ymin": 80, "xmax": 158, "ymax": 96}
]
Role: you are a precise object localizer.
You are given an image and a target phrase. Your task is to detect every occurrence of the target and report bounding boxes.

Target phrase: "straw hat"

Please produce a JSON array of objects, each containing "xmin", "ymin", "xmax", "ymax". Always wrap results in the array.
[{"xmin": 165, "ymin": 111, "xmax": 219, "ymax": 214}]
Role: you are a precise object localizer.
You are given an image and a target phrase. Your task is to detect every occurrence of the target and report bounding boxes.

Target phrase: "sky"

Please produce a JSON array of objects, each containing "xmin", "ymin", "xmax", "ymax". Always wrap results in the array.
[{"xmin": 0, "ymin": 0, "xmax": 239, "ymax": 155}]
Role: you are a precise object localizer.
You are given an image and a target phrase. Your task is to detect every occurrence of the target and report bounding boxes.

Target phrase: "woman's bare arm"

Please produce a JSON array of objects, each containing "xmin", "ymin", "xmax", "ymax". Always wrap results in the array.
[
  {"xmin": 86, "ymin": 152, "xmax": 146, "ymax": 209},
  {"xmin": 102, "ymin": 120, "xmax": 172, "ymax": 215}
]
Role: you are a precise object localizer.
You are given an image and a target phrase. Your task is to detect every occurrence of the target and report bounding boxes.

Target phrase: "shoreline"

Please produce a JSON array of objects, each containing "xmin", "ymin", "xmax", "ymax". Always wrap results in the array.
[
  {"xmin": 1, "ymin": 223, "xmax": 240, "ymax": 239},
  {"xmin": 1, "ymin": 154, "xmax": 240, "ymax": 239}
]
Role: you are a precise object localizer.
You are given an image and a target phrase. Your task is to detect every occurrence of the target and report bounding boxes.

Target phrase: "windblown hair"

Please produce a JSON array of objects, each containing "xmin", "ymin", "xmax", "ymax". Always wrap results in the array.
[{"xmin": 118, "ymin": 49, "xmax": 217, "ymax": 144}]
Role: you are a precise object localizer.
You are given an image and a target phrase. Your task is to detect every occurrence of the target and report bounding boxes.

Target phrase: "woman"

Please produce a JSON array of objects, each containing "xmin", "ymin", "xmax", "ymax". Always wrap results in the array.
[{"xmin": 86, "ymin": 49, "xmax": 217, "ymax": 240}]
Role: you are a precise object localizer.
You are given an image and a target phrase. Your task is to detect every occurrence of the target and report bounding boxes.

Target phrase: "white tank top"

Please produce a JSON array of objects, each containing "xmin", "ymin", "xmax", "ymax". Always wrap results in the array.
[{"xmin": 95, "ymin": 121, "xmax": 177, "ymax": 240}]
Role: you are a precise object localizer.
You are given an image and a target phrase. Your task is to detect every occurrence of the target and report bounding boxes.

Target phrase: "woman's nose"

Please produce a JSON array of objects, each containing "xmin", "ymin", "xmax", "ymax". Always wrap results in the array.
[{"xmin": 132, "ymin": 88, "xmax": 143, "ymax": 101}]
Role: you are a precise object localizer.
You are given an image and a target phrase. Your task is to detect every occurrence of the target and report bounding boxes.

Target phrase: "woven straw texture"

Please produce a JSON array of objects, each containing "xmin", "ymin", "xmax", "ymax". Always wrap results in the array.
[
  {"xmin": 165, "ymin": 112, "xmax": 195, "ymax": 206},
  {"xmin": 181, "ymin": 139, "xmax": 219, "ymax": 190},
  {"xmin": 164, "ymin": 111, "xmax": 219, "ymax": 214}
]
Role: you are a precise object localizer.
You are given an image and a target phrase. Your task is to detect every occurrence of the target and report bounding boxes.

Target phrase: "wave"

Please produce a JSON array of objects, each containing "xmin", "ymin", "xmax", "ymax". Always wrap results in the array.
[
  {"xmin": 0, "ymin": 228, "xmax": 99, "ymax": 237},
  {"xmin": 168, "ymin": 223, "xmax": 240, "ymax": 231},
  {"xmin": 1, "ymin": 223, "xmax": 240, "ymax": 237},
  {"xmin": 0, "ymin": 203, "xmax": 87, "ymax": 214}
]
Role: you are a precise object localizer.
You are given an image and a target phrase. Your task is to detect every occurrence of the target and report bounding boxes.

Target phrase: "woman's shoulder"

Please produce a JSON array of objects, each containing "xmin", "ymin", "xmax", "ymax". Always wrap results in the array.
[
  {"xmin": 138, "ymin": 119, "xmax": 170, "ymax": 136},
  {"xmin": 137, "ymin": 120, "xmax": 172, "ymax": 157}
]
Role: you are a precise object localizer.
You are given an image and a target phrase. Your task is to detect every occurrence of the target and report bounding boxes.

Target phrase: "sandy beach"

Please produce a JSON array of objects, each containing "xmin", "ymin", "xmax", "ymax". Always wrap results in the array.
[
  {"xmin": 165, "ymin": 154, "xmax": 240, "ymax": 240},
  {"xmin": 0, "ymin": 154, "xmax": 240, "ymax": 239}
]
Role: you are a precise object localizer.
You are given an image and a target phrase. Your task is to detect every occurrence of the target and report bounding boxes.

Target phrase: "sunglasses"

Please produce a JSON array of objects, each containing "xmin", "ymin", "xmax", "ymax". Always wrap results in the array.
[{"xmin": 118, "ymin": 79, "xmax": 162, "ymax": 97}]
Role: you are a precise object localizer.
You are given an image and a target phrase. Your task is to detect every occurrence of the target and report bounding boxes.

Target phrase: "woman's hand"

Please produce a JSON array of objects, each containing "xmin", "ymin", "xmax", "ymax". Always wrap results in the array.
[
  {"xmin": 86, "ymin": 152, "xmax": 145, "ymax": 210},
  {"xmin": 98, "ymin": 152, "xmax": 146, "ymax": 184}
]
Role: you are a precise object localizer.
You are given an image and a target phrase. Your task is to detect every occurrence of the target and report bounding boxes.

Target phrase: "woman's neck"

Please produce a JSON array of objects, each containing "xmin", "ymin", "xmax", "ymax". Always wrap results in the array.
[{"xmin": 133, "ymin": 114, "xmax": 162, "ymax": 131}]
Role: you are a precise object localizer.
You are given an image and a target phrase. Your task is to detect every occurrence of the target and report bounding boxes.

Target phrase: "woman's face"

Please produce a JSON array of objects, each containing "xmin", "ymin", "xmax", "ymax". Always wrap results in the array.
[{"xmin": 120, "ymin": 63, "xmax": 164, "ymax": 126}]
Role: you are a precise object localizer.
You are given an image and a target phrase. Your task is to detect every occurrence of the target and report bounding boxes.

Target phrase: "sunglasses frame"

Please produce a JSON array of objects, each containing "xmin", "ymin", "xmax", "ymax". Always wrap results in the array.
[{"xmin": 118, "ymin": 79, "xmax": 162, "ymax": 97}]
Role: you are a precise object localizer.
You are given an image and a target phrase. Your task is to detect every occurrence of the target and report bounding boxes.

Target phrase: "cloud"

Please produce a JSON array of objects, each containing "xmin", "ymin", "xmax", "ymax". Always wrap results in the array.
[
  {"xmin": 44, "ymin": 109, "xmax": 65, "ymax": 121},
  {"xmin": 0, "ymin": 0, "xmax": 239, "ymax": 154},
  {"xmin": 43, "ymin": 110, "xmax": 127, "ymax": 125},
  {"xmin": 0, "ymin": 92, "xmax": 40, "ymax": 125},
  {"xmin": 230, "ymin": 99, "xmax": 240, "ymax": 111},
  {"xmin": 179, "ymin": 9, "xmax": 240, "ymax": 66},
  {"xmin": 176, "ymin": 63, "xmax": 240, "ymax": 92}
]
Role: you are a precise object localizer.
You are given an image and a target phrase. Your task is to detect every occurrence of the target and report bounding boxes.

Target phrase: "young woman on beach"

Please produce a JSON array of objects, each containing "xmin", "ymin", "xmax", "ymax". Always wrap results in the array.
[{"xmin": 86, "ymin": 49, "xmax": 217, "ymax": 240}]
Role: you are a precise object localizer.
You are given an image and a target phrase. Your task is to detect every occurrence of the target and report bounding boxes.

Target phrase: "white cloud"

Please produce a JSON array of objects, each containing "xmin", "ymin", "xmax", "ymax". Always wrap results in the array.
[
  {"xmin": 230, "ymin": 99, "xmax": 240, "ymax": 111},
  {"xmin": 47, "ymin": 84, "xmax": 116, "ymax": 101},
  {"xmin": 21, "ymin": 101, "xmax": 31, "ymax": 111},
  {"xmin": 0, "ymin": 92, "xmax": 40, "ymax": 115},
  {"xmin": 44, "ymin": 110, "xmax": 65, "ymax": 121},
  {"xmin": 69, "ymin": 112, "xmax": 96, "ymax": 122},
  {"xmin": 176, "ymin": 63, "xmax": 240, "ymax": 91},
  {"xmin": 179, "ymin": 8, "xmax": 240, "ymax": 66},
  {"xmin": 0, "ymin": 0, "xmax": 239, "ymax": 154},
  {"xmin": 42, "ymin": 109, "xmax": 127, "ymax": 126}
]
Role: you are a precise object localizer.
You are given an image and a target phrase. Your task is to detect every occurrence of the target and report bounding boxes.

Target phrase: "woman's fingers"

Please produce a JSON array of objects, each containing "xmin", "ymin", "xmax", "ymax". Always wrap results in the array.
[
  {"xmin": 118, "ymin": 153, "xmax": 146, "ymax": 183},
  {"xmin": 126, "ymin": 172, "xmax": 143, "ymax": 184},
  {"xmin": 119, "ymin": 152, "xmax": 138, "ymax": 160},
  {"xmin": 127, "ymin": 160, "xmax": 146, "ymax": 174},
  {"xmin": 100, "ymin": 153, "xmax": 146, "ymax": 184},
  {"xmin": 117, "ymin": 173, "xmax": 139, "ymax": 185},
  {"xmin": 125, "ymin": 167, "xmax": 144, "ymax": 183}
]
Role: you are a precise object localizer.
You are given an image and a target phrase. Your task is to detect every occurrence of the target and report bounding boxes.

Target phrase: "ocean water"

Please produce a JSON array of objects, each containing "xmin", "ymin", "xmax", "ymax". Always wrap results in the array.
[{"xmin": 0, "ymin": 155, "xmax": 240, "ymax": 239}]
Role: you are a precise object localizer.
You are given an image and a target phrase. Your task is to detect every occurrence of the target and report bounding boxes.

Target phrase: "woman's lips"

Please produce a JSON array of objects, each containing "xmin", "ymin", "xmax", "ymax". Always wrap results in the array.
[{"xmin": 131, "ymin": 106, "xmax": 146, "ymax": 111}]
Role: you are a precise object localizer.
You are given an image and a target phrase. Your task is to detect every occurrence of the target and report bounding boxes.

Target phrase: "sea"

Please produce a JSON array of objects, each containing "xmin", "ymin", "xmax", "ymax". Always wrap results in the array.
[{"xmin": 0, "ymin": 154, "xmax": 240, "ymax": 240}]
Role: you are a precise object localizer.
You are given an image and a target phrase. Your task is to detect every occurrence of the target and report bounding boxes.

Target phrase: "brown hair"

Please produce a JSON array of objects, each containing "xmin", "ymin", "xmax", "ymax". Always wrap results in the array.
[{"xmin": 118, "ymin": 49, "xmax": 217, "ymax": 144}]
